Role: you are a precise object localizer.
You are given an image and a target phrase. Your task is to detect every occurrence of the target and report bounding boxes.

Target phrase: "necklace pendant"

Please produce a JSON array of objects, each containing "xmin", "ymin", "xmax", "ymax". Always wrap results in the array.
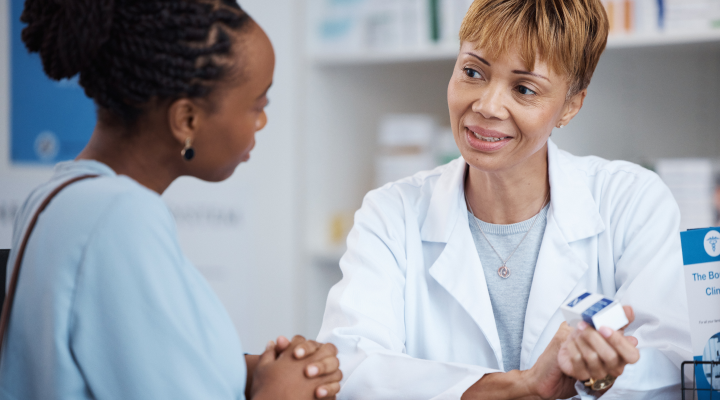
[{"xmin": 498, "ymin": 265, "xmax": 511, "ymax": 279}]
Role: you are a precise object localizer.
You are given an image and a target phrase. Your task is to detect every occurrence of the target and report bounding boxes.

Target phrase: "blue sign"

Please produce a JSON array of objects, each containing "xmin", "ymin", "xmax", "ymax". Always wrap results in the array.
[
  {"xmin": 10, "ymin": 0, "xmax": 96, "ymax": 165},
  {"xmin": 681, "ymin": 228, "xmax": 720, "ymax": 266}
]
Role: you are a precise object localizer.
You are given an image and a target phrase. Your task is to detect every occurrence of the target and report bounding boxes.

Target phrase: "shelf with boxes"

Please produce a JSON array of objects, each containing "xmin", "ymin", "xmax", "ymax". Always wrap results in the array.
[{"xmin": 308, "ymin": 0, "xmax": 720, "ymax": 65}]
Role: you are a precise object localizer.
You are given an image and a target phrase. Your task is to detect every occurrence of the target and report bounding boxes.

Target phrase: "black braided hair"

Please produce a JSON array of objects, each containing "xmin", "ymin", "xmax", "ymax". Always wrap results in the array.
[{"xmin": 20, "ymin": 0, "xmax": 251, "ymax": 123}]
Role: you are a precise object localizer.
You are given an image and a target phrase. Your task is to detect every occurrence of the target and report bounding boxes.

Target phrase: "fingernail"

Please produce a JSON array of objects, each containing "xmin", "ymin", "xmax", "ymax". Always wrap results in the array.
[
  {"xmin": 307, "ymin": 365, "xmax": 319, "ymax": 377},
  {"xmin": 577, "ymin": 321, "xmax": 588, "ymax": 331},
  {"xmin": 599, "ymin": 327, "xmax": 613, "ymax": 338},
  {"xmin": 317, "ymin": 388, "xmax": 328, "ymax": 398},
  {"xmin": 295, "ymin": 348, "xmax": 305, "ymax": 357},
  {"xmin": 266, "ymin": 341, "xmax": 274, "ymax": 350}
]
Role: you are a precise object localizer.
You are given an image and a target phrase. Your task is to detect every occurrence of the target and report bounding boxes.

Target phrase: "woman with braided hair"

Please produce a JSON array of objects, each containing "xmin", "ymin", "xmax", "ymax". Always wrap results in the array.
[{"xmin": 0, "ymin": 1, "xmax": 341, "ymax": 399}]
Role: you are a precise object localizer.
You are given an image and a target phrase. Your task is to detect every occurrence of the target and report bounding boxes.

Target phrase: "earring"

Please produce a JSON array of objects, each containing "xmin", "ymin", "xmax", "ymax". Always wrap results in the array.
[
  {"xmin": 181, "ymin": 138, "xmax": 195, "ymax": 161},
  {"xmin": 558, "ymin": 124, "xmax": 565, "ymax": 129}
]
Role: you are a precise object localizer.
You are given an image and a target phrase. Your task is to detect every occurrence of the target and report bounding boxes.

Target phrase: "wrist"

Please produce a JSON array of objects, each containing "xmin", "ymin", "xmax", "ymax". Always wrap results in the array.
[
  {"xmin": 462, "ymin": 370, "xmax": 542, "ymax": 400},
  {"xmin": 244, "ymin": 354, "xmax": 261, "ymax": 399},
  {"xmin": 518, "ymin": 368, "xmax": 544, "ymax": 400}
]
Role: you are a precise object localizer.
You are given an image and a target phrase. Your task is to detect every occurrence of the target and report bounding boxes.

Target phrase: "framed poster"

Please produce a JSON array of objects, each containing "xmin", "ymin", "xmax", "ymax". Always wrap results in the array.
[{"xmin": 10, "ymin": 0, "xmax": 96, "ymax": 165}]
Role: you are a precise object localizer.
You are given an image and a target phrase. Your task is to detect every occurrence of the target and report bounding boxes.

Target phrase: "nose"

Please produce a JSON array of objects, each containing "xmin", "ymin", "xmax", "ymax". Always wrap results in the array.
[
  {"xmin": 256, "ymin": 111, "xmax": 268, "ymax": 131},
  {"xmin": 471, "ymin": 82, "xmax": 509, "ymax": 121}
]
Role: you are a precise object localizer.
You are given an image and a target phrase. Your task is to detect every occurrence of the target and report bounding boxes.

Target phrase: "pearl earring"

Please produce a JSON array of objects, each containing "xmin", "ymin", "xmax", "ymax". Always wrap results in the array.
[
  {"xmin": 558, "ymin": 124, "xmax": 565, "ymax": 129},
  {"xmin": 181, "ymin": 138, "xmax": 195, "ymax": 161}
]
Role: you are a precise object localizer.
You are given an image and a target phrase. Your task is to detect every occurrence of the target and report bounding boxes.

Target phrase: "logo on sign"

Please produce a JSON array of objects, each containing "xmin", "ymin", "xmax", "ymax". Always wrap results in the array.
[
  {"xmin": 704, "ymin": 230, "xmax": 720, "ymax": 257},
  {"xmin": 34, "ymin": 131, "xmax": 60, "ymax": 162}
]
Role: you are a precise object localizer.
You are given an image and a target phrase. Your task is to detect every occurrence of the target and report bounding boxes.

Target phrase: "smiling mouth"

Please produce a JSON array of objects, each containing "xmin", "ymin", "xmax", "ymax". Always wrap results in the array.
[{"xmin": 468, "ymin": 128, "xmax": 512, "ymax": 142}]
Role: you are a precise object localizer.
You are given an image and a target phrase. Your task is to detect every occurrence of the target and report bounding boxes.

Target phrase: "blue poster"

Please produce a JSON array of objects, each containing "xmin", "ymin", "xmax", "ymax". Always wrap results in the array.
[{"xmin": 10, "ymin": 0, "xmax": 96, "ymax": 165}]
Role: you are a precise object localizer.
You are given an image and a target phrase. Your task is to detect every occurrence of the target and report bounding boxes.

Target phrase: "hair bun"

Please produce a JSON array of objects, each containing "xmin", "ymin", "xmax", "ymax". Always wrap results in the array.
[{"xmin": 20, "ymin": 0, "xmax": 115, "ymax": 80}]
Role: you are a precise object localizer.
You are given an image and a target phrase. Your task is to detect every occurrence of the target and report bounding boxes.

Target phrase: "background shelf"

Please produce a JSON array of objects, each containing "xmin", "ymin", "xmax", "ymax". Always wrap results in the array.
[{"xmin": 311, "ymin": 30, "xmax": 720, "ymax": 66}]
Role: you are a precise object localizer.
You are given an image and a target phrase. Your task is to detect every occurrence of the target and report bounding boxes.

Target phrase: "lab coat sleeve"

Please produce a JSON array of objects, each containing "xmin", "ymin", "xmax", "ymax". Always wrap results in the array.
[
  {"xmin": 603, "ymin": 171, "xmax": 692, "ymax": 396},
  {"xmin": 318, "ymin": 187, "xmax": 494, "ymax": 400},
  {"xmin": 67, "ymin": 192, "xmax": 245, "ymax": 400}
]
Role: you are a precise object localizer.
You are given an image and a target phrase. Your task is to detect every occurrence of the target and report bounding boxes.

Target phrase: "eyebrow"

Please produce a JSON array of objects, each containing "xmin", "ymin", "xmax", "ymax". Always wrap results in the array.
[
  {"xmin": 512, "ymin": 70, "xmax": 550, "ymax": 82},
  {"xmin": 464, "ymin": 52, "xmax": 550, "ymax": 82},
  {"xmin": 464, "ymin": 52, "xmax": 491, "ymax": 66}
]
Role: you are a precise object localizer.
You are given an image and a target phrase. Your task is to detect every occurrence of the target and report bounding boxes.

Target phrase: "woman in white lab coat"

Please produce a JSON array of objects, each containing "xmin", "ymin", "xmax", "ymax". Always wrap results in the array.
[{"xmin": 318, "ymin": 0, "xmax": 692, "ymax": 399}]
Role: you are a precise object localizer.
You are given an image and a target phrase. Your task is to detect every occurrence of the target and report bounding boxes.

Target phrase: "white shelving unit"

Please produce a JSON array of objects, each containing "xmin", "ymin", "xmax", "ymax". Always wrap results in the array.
[
  {"xmin": 311, "ymin": 30, "xmax": 720, "ymax": 65},
  {"xmin": 299, "ymin": 28, "xmax": 720, "ymax": 336}
]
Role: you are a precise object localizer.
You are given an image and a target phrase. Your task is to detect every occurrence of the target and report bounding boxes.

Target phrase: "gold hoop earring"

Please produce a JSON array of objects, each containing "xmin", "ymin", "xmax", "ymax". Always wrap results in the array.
[{"xmin": 181, "ymin": 138, "xmax": 195, "ymax": 161}]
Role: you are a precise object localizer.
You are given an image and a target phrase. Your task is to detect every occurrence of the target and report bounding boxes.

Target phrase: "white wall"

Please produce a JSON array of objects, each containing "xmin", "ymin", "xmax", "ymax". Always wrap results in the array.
[{"xmin": 0, "ymin": 0, "xmax": 309, "ymax": 354}]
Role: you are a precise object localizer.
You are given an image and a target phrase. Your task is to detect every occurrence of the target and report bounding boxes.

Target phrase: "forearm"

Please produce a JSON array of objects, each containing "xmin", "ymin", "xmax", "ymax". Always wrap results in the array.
[
  {"xmin": 244, "ymin": 354, "xmax": 260, "ymax": 399},
  {"xmin": 461, "ymin": 370, "xmax": 539, "ymax": 400}
]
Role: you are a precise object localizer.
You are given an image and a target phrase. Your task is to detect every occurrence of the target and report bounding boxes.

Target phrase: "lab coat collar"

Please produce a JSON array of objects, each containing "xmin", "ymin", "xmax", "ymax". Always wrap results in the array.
[
  {"xmin": 545, "ymin": 140, "xmax": 606, "ymax": 242},
  {"xmin": 420, "ymin": 139, "xmax": 605, "ymax": 244}
]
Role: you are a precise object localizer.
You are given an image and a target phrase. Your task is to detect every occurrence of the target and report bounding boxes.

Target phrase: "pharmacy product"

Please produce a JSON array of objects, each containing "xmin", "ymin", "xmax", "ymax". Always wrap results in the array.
[{"xmin": 561, "ymin": 293, "xmax": 629, "ymax": 331}]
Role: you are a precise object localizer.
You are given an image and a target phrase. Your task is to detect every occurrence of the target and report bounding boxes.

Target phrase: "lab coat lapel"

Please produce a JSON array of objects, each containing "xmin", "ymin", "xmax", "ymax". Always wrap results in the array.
[
  {"xmin": 428, "ymin": 212, "xmax": 503, "ymax": 369},
  {"xmin": 423, "ymin": 158, "xmax": 503, "ymax": 368},
  {"xmin": 521, "ymin": 140, "xmax": 606, "ymax": 366}
]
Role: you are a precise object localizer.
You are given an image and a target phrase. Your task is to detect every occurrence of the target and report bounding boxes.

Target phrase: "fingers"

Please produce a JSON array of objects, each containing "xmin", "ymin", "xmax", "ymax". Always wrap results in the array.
[
  {"xmin": 315, "ymin": 370, "xmax": 343, "ymax": 399},
  {"xmin": 576, "ymin": 327, "xmax": 612, "ymax": 380},
  {"xmin": 554, "ymin": 322, "xmax": 573, "ymax": 343},
  {"xmin": 275, "ymin": 335, "xmax": 291, "ymax": 353},
  {"xmin": 599, "ymin": 327, "xmax": 640, "ymax": 365},
  {"xmin": 306, "ymin": 353, "xmax": 340, "ymax": 378},
  {"xmin": 257, "ymin": 340, "xmax": 277, "ymax": 366},
  {"xmin": 293, "ymin": 338, "xmax": 321, "ymax": 359},
  {"xmin": 625, "ymin": 335, "xmax": 639, "ymax": 347},
  {"xmin": 316, "ymin": 382, "xmax": 341, "ymax": 399},
  {"xmin": 562, "ymin": 337, "xmax": 591, "ymax": 381},
  {"xmin": 572, "ymin": 321, "xmax": 640, "ymax": 379}
]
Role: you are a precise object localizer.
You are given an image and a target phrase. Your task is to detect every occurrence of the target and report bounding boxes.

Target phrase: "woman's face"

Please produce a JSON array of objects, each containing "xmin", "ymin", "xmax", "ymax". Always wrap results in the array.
[
  {"xmin": 190, "ymin": 21, "xmax": 275, "ymax": 181},
  {"xmin": 448, "ymin": 41, "xmax": 582, "ymax": 174}
]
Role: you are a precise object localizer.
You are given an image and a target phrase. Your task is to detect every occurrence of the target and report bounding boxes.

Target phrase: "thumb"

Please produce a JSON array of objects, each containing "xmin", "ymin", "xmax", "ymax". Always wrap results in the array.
[{"xmin": 258, "ymin": 341, "xmax": 277, "ymax": 366}]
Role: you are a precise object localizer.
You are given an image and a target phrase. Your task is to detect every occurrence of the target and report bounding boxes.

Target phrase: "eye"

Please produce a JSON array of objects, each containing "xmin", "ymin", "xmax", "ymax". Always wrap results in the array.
[
  {"xmin": 518, "ymin": 85, "xmax": 537, "ymax": 96},
  {"xmin": 463, "ymin": 67, "xmax": 482, "ymax": 79}
]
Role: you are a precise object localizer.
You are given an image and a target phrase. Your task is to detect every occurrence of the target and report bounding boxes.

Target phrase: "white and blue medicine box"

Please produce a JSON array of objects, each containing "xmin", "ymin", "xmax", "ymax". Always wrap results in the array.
[{"xmin": 561, "ymin": 293, "xmax": 629, "ymax": 331}]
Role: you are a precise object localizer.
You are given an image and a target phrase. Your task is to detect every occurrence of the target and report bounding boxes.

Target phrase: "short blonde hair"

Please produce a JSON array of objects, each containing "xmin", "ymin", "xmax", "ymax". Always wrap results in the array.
[{"xmin": 459, "ymin": 0, "xmax": 609, "ymax": 97}]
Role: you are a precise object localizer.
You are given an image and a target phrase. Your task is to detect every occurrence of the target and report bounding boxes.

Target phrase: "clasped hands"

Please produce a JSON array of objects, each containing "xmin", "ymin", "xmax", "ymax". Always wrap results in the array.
[{"xmin": 247, "ymin": 335, "xmax": 342, "ymax": 400}]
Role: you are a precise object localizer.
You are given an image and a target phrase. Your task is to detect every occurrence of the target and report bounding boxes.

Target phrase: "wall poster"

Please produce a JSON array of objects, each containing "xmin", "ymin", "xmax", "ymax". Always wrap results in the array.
[{"xmin": 10, "ymin": 0, "xmax": 96, "ymax": 165}]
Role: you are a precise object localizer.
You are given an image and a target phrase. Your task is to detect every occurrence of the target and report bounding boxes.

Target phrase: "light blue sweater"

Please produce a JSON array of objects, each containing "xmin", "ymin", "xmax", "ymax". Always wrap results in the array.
[{"xmin": 0, "ymin": 160, "xmax": 246, "ymax": 400}]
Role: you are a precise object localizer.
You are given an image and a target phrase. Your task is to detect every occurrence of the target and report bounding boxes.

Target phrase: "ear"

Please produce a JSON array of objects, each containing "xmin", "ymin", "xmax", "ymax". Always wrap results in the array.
[
  {"xmin": 167, "ymin": 98, "xmax": 201, "ymax": 146},
  {"xmin": 557, "ymin": 89, "xmax": 587, "ymax": 128}
]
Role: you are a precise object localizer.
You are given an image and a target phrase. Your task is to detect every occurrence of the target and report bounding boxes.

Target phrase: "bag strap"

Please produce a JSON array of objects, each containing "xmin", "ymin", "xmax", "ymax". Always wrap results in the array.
[{"xmin": 0, "ymin": 174, "xmax": 98, "ymax": 358}]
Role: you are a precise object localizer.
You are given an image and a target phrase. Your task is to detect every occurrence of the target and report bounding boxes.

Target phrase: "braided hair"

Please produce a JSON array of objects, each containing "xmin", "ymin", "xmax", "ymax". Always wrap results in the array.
[{"xmin": 20, "ymin": 0, "xmax": 251, "ymax": 123}]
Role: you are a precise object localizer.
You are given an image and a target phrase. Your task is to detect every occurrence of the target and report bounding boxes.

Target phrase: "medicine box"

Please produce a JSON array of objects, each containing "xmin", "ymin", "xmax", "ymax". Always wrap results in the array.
[{"xmin": 561, "ymin": 293, "xmax": 629, "ymax": 331}]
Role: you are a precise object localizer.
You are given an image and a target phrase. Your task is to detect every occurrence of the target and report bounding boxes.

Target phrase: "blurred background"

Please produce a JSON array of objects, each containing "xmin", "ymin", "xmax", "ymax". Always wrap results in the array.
[{"xmin": 0, "ymin": 0, "xmax": 719, "ymax": 353}]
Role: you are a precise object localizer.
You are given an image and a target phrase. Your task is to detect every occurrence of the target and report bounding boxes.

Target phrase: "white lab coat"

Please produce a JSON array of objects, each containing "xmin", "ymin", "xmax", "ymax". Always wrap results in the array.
[{"xmin": 318, "ymin": 140, "xmax": 692, "ymax": 400}]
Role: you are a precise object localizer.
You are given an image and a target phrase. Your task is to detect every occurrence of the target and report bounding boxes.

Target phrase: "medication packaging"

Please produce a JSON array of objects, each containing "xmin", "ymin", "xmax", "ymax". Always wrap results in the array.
[{"xmin": 561, "ymin": 293, "xmax": 629, "ymax": 331}]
